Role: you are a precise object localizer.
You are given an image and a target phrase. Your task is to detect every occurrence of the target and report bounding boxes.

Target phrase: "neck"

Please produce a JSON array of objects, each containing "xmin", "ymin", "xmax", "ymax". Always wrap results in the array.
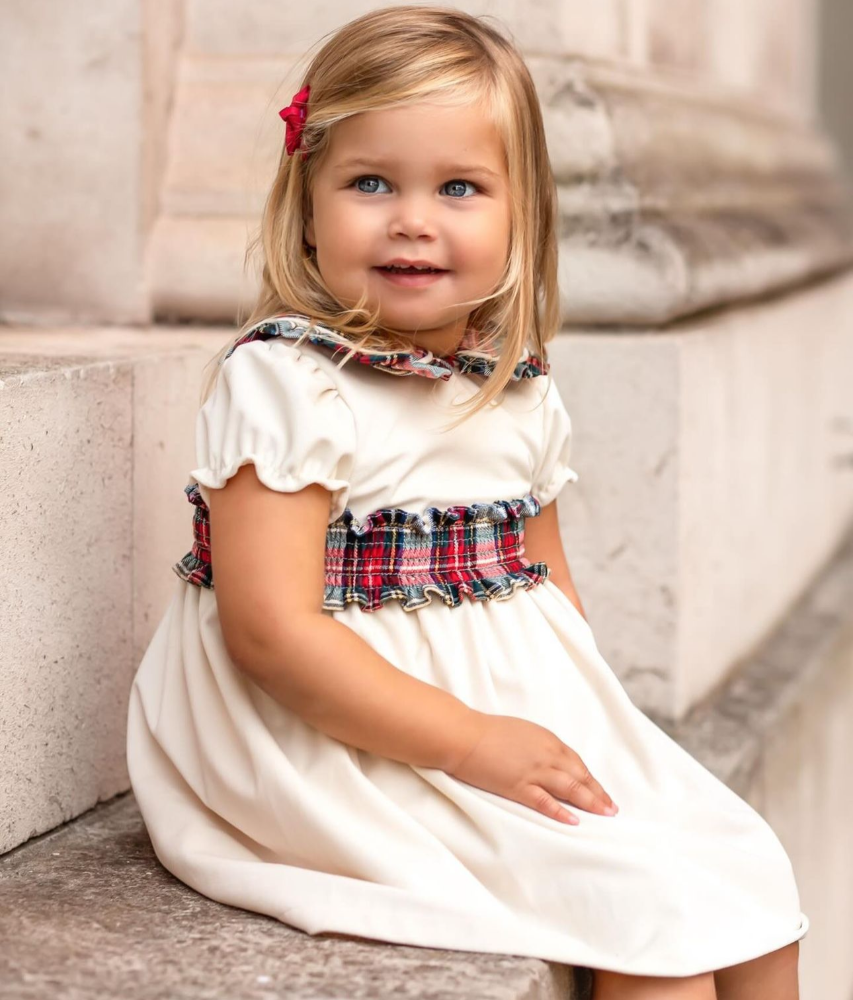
[{"xmin": 395, "ymin": 317, "xmax": 472, "ymax": 358}]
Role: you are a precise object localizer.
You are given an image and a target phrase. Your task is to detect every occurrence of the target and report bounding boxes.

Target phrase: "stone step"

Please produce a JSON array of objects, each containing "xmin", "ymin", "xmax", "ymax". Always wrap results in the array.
[
  {"xmin": 0, "ymin": 324, "xmax": 225, "ymax": 854},
  {"xmin": 0, "ymin": 792, "xmax": 586, "ymax": 999}
]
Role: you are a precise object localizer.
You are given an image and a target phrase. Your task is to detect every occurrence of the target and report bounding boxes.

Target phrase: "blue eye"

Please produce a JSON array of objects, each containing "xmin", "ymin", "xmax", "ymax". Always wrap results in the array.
[
  {"xmin": 351, "ymin": 176, "xmax": 479, "ymax": 198},
  {"xmin": 354, "ymin": 176, "xmax": 390, "ymax": 195},
  {"xmin": 442, "ymin": 180, "xmax": 479, "ymax": 198}
]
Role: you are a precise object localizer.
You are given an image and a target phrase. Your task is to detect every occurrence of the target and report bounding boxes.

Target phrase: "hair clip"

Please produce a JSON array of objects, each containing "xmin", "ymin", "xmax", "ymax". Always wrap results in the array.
[{"xmin": 279, "ymin": 84, "xmax": 311, "ymax": 160}]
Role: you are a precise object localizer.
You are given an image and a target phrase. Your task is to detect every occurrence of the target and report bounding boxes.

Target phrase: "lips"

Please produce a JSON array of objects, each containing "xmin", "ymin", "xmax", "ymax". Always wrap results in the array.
[
  {"xmin": 377, "ymin": 265, "xmax": 448, "ymax": 273},
  {"xmin": 379, "ymin": 259, "xmax": 448, "ymax": 271},
  {"xmin": 375, "ymin": 266, "xmax": 449, "ymax": 287}
]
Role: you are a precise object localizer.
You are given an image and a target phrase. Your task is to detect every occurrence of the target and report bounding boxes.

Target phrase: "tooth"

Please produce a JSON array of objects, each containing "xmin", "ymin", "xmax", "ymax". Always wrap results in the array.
[{"xmin": 384, "ymin": 264, "xmax": 439, "ymax": 272}]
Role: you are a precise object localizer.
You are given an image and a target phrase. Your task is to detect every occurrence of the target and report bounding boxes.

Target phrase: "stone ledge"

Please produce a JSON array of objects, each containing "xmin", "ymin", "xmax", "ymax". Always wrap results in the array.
[
  {"xmin": 0, "ymin": 326, "xmax": 227, "ymax": 855},
  {"xmin": 543, "ymin": 59, "xmax": 853, "ymax": 325},
  {"xmin": 0, "ymin": 793, "xmax": 586, "ymax": 1000}
]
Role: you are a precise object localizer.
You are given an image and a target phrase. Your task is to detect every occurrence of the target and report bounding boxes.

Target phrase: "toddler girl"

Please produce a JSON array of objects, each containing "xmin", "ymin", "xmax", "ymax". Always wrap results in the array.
[{"xmin": 127, "ymin": 7, "xmax": 808, "ymax": 997}]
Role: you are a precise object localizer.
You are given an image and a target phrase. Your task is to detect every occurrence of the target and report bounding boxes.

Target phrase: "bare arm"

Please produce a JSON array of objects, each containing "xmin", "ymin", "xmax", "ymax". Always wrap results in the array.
[
  {"xmin": 206, "ymin": 464, "xmax": 485, "ymax": 772},
  {"xmin": 523, "ymin": 499, "xmax": 588, "ymax": 620}
]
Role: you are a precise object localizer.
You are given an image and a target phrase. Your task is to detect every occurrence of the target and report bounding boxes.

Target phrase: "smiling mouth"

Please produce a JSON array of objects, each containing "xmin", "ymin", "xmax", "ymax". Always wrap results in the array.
[
  {"xmin": 374, "ymin": 266, "xmax": 450, "ymax": 287},
  {"xmin": 375, "ymin": 265, "xmax": 449, "ymax": 274}
]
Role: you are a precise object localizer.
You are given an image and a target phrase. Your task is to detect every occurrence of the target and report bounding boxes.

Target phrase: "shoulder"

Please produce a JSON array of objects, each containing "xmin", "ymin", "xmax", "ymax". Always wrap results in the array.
[
  {"xmin": 222, "ymin": 313, "xmax": 366, "ymax": 389},
  {"xmin": 536, "ymin": 369, "xmax": 569, "ymax": 411},
  {"xmin": 218, "ymin": 319, "xmax": 344, "ymax": 391},
  {"xmin": 200, "ymin": 323, "xmax": 358, "ymax": 438}
]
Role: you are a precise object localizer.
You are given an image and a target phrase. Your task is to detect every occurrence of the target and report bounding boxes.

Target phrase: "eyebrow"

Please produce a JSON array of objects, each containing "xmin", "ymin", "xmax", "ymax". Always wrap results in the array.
[{"xmin": 334, "ymin": 157, "xmax": 501, "ymax": 179}]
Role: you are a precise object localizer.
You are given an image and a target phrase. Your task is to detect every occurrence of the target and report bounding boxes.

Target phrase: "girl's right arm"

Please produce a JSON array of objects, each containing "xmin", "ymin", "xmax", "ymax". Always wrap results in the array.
[{"xmin": 207, "ymin": 464, "xmax": 617, "ymax": 824}]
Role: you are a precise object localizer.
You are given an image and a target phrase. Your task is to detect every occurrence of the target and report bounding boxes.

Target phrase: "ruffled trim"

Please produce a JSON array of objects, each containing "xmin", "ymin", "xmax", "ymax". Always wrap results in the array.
[
  {"xmin": 171, "ymin": 482, "xmax": 213, "ymax": 588},
  {"xmin": 190, "ymin": 459, "xmax": 352, "ymax": 523},
  {"xmin": 329, "ymin": 493, "xmax": 542, "ymax": 536},
  {"xmin": 224, "ymin": 315, "xmax": 549, "ymax": 381},
  {"xmin": 323, "ymin": 562, "xmax": 551, "ymax": 614},
  {"xmin": 534, "ymin": 464, "xmax": 580, "ymax": 507},
  {"xmin": 172, "ymin": 549, "xmax": 211, "ymax": 588}
]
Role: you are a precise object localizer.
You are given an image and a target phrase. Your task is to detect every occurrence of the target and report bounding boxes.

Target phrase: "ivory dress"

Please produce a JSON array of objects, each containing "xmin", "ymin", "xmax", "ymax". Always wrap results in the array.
[{"xmin": 126, "ymin": 313, "xmax": 809, "ymax": 978}]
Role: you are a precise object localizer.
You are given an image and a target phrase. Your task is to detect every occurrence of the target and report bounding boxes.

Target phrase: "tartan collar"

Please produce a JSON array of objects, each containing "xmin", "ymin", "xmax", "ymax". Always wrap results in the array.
[{"xmin": 223, "ymin": 314, "xmax": 549, "ymax": 381}]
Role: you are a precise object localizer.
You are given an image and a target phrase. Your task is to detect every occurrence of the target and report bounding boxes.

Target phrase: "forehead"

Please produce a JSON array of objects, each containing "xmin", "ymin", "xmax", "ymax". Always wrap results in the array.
[{"xmin": 324, "ymin": 100, "xmax": 507, "ymax": 176}]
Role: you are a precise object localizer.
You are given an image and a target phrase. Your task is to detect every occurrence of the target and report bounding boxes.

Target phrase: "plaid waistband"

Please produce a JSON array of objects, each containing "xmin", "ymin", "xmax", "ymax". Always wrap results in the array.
[{"xmin": 173, "ymin": 486, "xmax": 550, "ymax": 613}]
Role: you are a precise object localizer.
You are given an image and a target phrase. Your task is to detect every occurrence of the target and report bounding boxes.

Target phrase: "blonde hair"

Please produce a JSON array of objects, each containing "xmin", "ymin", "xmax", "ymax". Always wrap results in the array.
[{"xmin": 200, "ymin": 5, "xmax": 561, "ymax": 427}]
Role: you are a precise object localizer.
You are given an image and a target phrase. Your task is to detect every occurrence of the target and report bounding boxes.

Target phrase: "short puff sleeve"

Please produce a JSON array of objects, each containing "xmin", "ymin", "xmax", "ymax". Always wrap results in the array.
[
  {"xmin": 190, "ymin": 340, "xmax": 357, "ymax": 523},
  {"xmin": 531, "ymin": 374, "xmax": 579, "ymax": 507}
]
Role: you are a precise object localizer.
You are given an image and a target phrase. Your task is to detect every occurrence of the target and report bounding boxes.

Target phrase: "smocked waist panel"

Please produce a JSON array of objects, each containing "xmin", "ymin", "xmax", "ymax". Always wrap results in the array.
[{"xmin": 173, "ymin": 486, "xmax": 550, "ymax": 613}]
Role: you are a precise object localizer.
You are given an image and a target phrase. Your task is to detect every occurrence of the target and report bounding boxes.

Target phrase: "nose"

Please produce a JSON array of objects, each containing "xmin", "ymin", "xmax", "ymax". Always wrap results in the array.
[{"xmin": 388, "ymin": 192, "xmax": 438, "ymax": 240}]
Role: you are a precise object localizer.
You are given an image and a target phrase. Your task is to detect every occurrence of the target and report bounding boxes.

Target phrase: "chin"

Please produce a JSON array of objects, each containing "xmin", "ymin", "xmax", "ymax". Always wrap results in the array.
[
  {"xmin": 380, "ymin": 316, "xmax": 454, "ymax": 336},
  {"xmin": 370, "ymin": 303, "xmax": 446, "ymax": 326}
]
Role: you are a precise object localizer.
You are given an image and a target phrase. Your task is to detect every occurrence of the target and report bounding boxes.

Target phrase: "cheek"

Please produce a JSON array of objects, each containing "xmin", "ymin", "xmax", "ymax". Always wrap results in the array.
[
  {"xmin": 315, "ymin": 209, "xmax": 362, "ymax": 274},
  {"xmin": 324, "ymin": 196, "xmax": 376, "ymax": 243},
  {"xmin": 464, "ymin": 227, "xmax": 509, "ymax": 275}
]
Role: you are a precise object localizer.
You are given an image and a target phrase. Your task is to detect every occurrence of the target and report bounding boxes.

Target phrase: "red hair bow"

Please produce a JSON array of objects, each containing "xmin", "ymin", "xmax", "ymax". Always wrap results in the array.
[{"xmin": 279, "ymin": 84, "xmax": 310, "ymax": 159}]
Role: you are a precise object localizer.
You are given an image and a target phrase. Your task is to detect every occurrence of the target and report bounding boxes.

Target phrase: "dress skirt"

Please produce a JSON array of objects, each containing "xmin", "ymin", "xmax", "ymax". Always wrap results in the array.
[{"xmin": 127, "ymin": 573, "xmax": 808, "ymax": 978}]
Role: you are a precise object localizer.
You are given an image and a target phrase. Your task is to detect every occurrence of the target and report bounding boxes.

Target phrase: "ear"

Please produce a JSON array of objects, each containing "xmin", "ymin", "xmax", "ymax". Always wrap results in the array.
[{"xmin": 304, "ymin": 215, "xmax": 315, "ymax": 249}]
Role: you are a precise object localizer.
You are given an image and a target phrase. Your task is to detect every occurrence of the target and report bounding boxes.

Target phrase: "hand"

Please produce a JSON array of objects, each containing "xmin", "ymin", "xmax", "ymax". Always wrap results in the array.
[{"xmin": 446, "ymin": 712, "xmax": 618, "ymax": 825}]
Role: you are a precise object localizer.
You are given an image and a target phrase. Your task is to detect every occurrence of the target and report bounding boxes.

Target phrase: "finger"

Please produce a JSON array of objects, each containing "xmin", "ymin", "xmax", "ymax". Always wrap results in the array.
[
  {"xmin": 580, "ymin": 770, "xmax": 617, "ymax": 811},
  {"xmin": 558, "ymin": 748, "xmax": 617, "ymax": 810},
  {"xmin": 521, "ymin": 784, "xmax": 580, "ymax": 826},
  {"xmin": 541, "ymin": 767, "xmax": 617, "ymax": 816}
]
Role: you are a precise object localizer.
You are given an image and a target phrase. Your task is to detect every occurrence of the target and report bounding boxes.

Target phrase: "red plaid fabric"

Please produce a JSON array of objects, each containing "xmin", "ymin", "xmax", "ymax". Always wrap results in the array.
[{"xmin": 173, "ymin": 488, "xmax": 549, "ymax": 613}]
